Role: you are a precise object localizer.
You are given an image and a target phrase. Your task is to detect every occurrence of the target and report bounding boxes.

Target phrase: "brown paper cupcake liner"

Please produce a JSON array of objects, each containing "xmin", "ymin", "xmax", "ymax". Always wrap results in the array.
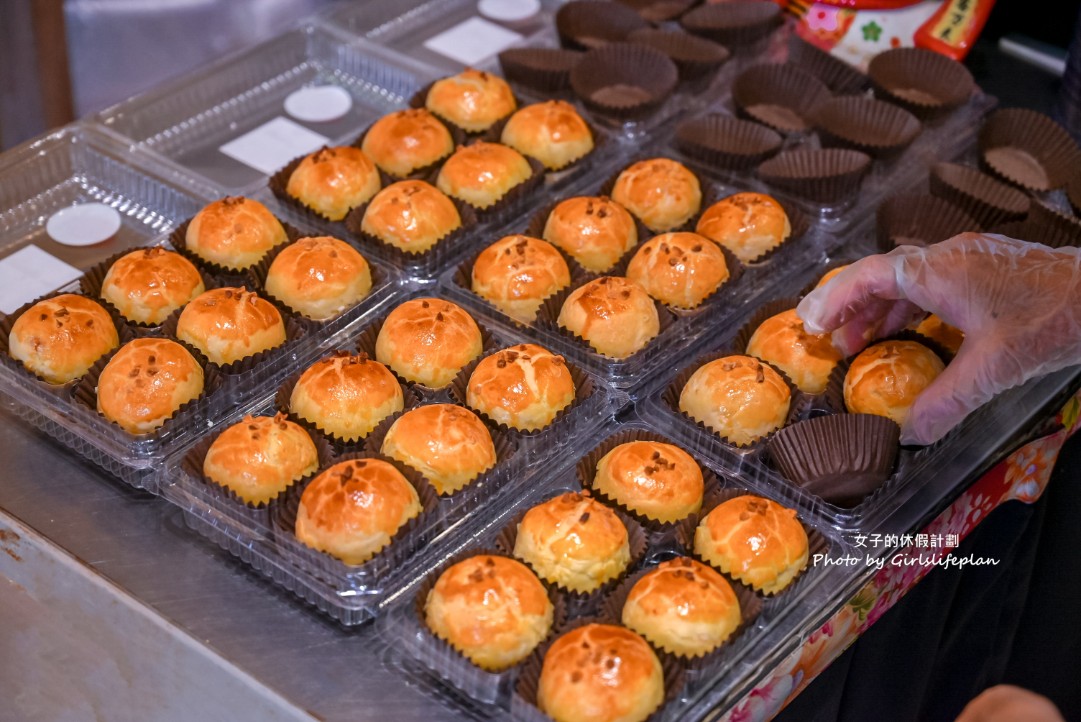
[
  {"xmin": 680, "ymin": 1, "xmax": 783, "ymax": 48},
  {"xmin": 350, "ymin": 117, "xmax": 463, "ymax": 181},
  {"xmin": 408, "ymin": 80, "xmax": 519, "ymax": 139},
  {"xmin": 876, "ymin": 193, "xmax": 981, "ymax": 252},
  {"xmin": 512, "ymin": 616, "xmax": 686, "ymax": 722},
  {"xmin": 270, "ymin": 452, "xmax": 440, "ymax": 584},
  {"xmin": 180, "ymin": 421, "xmax": 336, "ymax": 522},
  {"xmin": 524, "ymin": 195, "xmax": 651, "ymax": 268},
  {"xmin": 618, "ymin": 0, "xmax": 698, "ymax": 23},
  {"xmin": 928, "ymin": 162, "xmax": 1031, "ymax": 229},
  {"xmin": 978, "ymin": 108, "xmax": 1081, "ymax": 192},
  {"xmin": 758, "ymin": 148, "xmax": 871, "ymax": 206},
  {"xmin": 608, "ymin": 234, "xmax": 746, "ymax": 314},
  {"xmin": 601, "ymin": 559, "xmax": 763, "ymax": 668},
  {"xmin": 341, "ymin": 192, "xmax": 479, "ymax": 269},
  {"xmin": 78, "ymin": 246, "xmax": 217, "ymax": 332},
  {"xmin": 433, "ymin": 152, "xmax": 546, "ymax": 222},
  {"xmin": 246, "ymin": 237, "xmax": 386, "ymax": 326},
  {"xmin": 169, "ymin": 214, "xmax": 301, "ymax": 282},
  {"xmin": 158, "ymin": 299, "xmax": 307, "ymax": 376},
  {"xmin": 274, "ymin": 352, "xmax": 422, "ymax": 452},
  {"xmin": 410, "ymin": 548, "xmax": 568, "ymax": 704},
  {"xmin": 733, "ymin": 63, "xmax": 832, "ymax": 135},
  {"xmin": 451, "ymin": 242, "xmax": 593, "ymax": 328},
  {"xmin": 576, "ymin": 428, "xmax": 724, "ymax": 532},
  {"xmin": 868, "ymin": 47, "xmax": 975, "ymax": 119},
  {"xmin": 535, "ymin": 277, "xmax": 676, "ymax": 361},
  {"xmin": 72, "ymin": 340, "xmax": 224, "ymax": 440},
  {"xmin": 363, "ymin": 402, "xmax": 517, "ymax": 500},
  {"xmin": 448, "ymin": 349, "xmax": 595, "ymax": 438},
  {"xmin": 767, "ymin": 413, "xmax": 900, "ymax": 508},
  {"xmin": 555, "ymin": 0, "xmax": 650, "ymax": 51},
  {"xmin": 570, "ymin": 43, "xmax": 679, "ymax": 119},
  {"xmin": 676, "ymin": 486, "xmax": 826, "ymax": 597},
  {"xmin": 494, "ymin": 495, "xmax": 649, "ymax": 607},
  {"xmin": 498, "ymin": 48, "xmax": 584, "ymax": 94},
  {"xmin": 1015, "ymin": 201, "xmax": 1081, "ymax": 249},
  {"xmin": 676, "ymin": 114, "xmax": 783, "ymax": 171},
  {"xmin": 1068, "ymin": 173, "xmax": 1081, "ymax": 218},
  {"xmin": 0, "ymin": 290, "xmax": 134, "ymax": 394},
  {"xmin": 814, "ymin": 96, "xmax": 922, "ymax": 158},
  {"xmin": 786, "ymin": 35, "xmax": 869, "ymax": 94},
  {"xmin": 627, "ymin": 28, "xmax": 731, "ymax": 82},
  {"xmin": 662, "ymin": 351, "xmax": 809, "ymax": 451}
]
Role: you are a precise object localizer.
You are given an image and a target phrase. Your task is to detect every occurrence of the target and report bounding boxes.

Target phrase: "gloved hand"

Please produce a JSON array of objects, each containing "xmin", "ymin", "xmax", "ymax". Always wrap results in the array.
[
  {"xmin": 797, "ymin": 233, "xmax": 1081, "ymax": 445},
  {"xmin": 954, "ymin": 684, "xmax": 1065, "ymax": 722}
]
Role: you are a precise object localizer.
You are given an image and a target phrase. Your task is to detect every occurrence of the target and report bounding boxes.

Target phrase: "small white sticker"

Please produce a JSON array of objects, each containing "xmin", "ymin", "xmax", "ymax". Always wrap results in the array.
[
  {"xmin": 423, "ymin": 17, "xmax": 524, "ymax": 66},
  {"xmin": 284, "ymin": 86, "xmax": 354, "ymax": 123},
  {"xmin": 0, "ymin": 245, "xmax": 83, "ymax": 314},
  {"xmin": 219, "ymin": 117, "xmax": 330, "ymax": 175},
  {"xmin": 45, "ymin": 203, "xmax": 122, "ymax": 247},
  {"xmin": 478, "ymin": 0, "xmax": 541, "ymax": 23}
]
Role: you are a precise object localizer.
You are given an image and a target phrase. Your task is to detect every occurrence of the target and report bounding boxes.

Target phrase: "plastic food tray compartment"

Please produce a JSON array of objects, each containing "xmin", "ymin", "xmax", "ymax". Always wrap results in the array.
[
  {"xmin": 94, "ymin": 24, "xmax": 434, "ymax": 197},
  {"xmin": 159, "ymin": 291, "xmax": 622, "ymax": 624},
  {"xmin": 375, "ymin": 409, "xmax": 852, "ymax": 719}
]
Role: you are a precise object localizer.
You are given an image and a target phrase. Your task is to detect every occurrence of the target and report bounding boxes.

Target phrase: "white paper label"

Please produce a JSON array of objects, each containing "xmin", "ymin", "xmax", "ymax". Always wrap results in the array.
[
  {"xmin": 218, "ymin": 117, "xmax": 330, "ymax": 175},
  {"xmin": 478, "ymin": 0, "xmax": 541, "ymax": 22},
  {"xmin": 284, "ymin": 86, "xmax": 354, "ymax": 123},
  {"xmin": 0, "ymin": 245, "xmax": 83, "ymax": 314},
  {"xmin": 45, "ymin": 203, "xmax": 122, "ymax": 247},
  {"xmin": 423, "ymin": 17, "xmax": 523, "ymax": 66}
]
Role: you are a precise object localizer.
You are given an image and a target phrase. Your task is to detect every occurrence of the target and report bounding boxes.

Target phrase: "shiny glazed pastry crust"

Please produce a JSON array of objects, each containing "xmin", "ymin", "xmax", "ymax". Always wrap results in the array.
[
  {"xmin": 745, "ymin": 308, "xmax": 843, "ymax": 394},
  {"xmin": 96, "ymin": 337, "xmax": 203, "ymax": 434},
  {"xmin": 500, "ymin": 100, "xmax": 594, "ymax": 170},
  {"xmin": 471, "ymin": 235, "xmax": 571, "ymax": 323},
  {"xmin": 466, "ymin": 343, "xmax": 575, "ymax": 431},
  {"xmin": 425, "ymin": 69, "xmax": 517, "ymax": 132},
  {"xmin": 185, "ymin": 196, "xmax": 287, "ymax": 270},
  {"xmin": 542, "ymin": 195, "xmax": 638, "ymax": 273},
  {"xmin": 513, "ymin": 492, "xmax": 631, "ymax": 593},
  {"xmin": 592, "ymin": 440, "xmax": 704, "ymax": 523},
  {"xmin": 625, "ymin": 232, "xmax": 730, "ymax": 309},
  {"xmin": 294, "ymin": 458, "xmax": 421, "ymax": 565},
  {"xmin": 289, "ymin": 353, "xmax": 404, "ymax": 442},
  {"xmin": 360, "ymin": 180, "xmax": 462, "ymax": 254},
  {"xmin": 694, "ymin": 495, "xmax": 808, "ymax": 594},
  {"xmin": 424, "ymin": 554, "xmax": 554, "ymax": 671},
  {"xmin": 286, "ymin": 146, "xmax": 381, "ymax": 221},
  {"xmin": 9, "ymin": 294, "xmax": 119, "ymax": 384},
  {"xmin": 436, "ymin": 142, "xmax": 533, "ymax": 210},
  {"xmin": 679, "ymin": 355, "xmax": 791, "ymax": 446},
  {"xmin": 375, "ymin": 298, "xmax": 483, "ymax": 388},
  {"xmin": 696, "ymin": 192, "xmax": 791, "ymax": 264},
  {"xmin": 844, "ymin": 339, "xmax": 946, "ymax": 427},
  {"xmin": 361, "ymin": 108, "xmax": 455, "ymax": 177},
  {"xmin": 203, "ymin": 413, "xmax": 319, "ymax": 504},
  {"xmin": 557, "ymin": 276, "xmax": 660, "ymax": 359},
  {"xmin": 265, "ymin": 236, "xmax": 372, "ymax": 320},
  {"xmin": 100, "ymin": 248, "xmax": 205, "ymax": 325},
  {"xmin": 611, "ymin": 158, "xmax": 702, "ymax": 232},
  {"xmin": 381, "ymin": 403, "xmax": 497, "ymax": 495},
  {"xmin": 175, "ymin": 287, "xmax": 286, "ymax": 365}
]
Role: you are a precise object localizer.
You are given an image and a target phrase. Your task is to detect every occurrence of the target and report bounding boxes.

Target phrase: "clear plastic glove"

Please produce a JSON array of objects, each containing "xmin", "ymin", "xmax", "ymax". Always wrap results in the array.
[
  {"xmin": 797, "ymin": 233, "xmax": 1081, "ymax": 445},
  {"xmin": 954, "ymin": 685, "xmax": 1065, "ymax": 722}
]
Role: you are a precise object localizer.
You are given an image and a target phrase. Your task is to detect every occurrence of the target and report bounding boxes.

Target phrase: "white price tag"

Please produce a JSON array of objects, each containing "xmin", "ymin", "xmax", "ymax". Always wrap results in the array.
[
  {"xmin": 423, "ymin": 17, "xmax": 523, "ymax": 66},
  {"xmin": 0, "ymin": 245, "xmax": 83, "ymax": 314},
  {"xmin": 219, "ymin": 117, "xmax": 330, "ymax": 175}
]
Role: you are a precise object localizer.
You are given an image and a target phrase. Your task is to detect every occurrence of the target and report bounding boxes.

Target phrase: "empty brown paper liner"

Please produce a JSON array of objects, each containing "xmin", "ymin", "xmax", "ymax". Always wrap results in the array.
[
  {"xmin": 677, "ymin": 113, "xmax": 782, "ymax": 171},
  {"xmin": 733, "ymin": 63, "xmax": 831, "ymax": 134},
  {"xmin": 814, "ymin": 96, "xmax": 922, "ymax": 157},
  {"xmin": 556, "ymin": 0, "xmax": 649, "ymax": 50},
  {"xmin": 929, "ymin": 162, "xmax": 1030, "ymax": 229},
  {"xmin": 876, "ymin": 193, "xmax": 981, "ymax": 252},
  {"xmin": 787, "ymin": 35, "xmax": 869, "ymax": 94},
  {"xmin": 627, "ymin": 28, "xmax": 731, "ymax": 82},
  {"xmin": 978, "ymin": 108, "xmax": 1081, "ymax": 192},
  {"xmin": 680, "ymin": 1, "xmax": 783, "ymax": 47},
  {"xmin": 758, "ymin": 148, "xmax": 871, "ymax": 206},
  {"xmin": 498, "ymin": 48, "xmax": 584, "ymax": 94},
  {"xmin": 868, "ymin": 47, "xmax": 975, "ymax": 119},
  {"xmin": 570, "ymin": 43, "xmax": 679, "ymax": 118}
]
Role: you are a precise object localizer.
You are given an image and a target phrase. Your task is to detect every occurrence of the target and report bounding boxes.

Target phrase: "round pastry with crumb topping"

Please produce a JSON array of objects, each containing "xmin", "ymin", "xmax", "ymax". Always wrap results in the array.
[
  {"xmin": 611, "ymin": 158, "xmax": 702, "ymax": 232},
  {"xmin": 542, "ymin": 195, "xmax": 638, "ymax": 273},
  {"xmin": 466, "ymin": 344, "xmax": 575, "ymax": 431},
  {"xmin": 915, "ymin": 314, "xmax": 964, "ymax": 356},
  {"xmin": 696, "ymin": 192, "xmax": 791, "ymax": 264},
  {"xmin": 360, "ymin": 180, "xmax": 462, "ymax": 254},
  {"xmin": 375, "ymin": 298, "xmax": 483, "ymax": 388},
  {"xmin": 185, "ymin": 197, "xmax": 288, "ymax": 271},
  {"xmin": 537, "ymin": 623, "xmax": 664, "ymax": 722},
  {"xmin": 203, "ymin": 413, "xmax": 319, "ymax": 504},
  {"xmin": 286, "ymin": 146, "xmax": 381, "ymax": 221},
  {"xmin": 436, "ymin": 142, "xmax": 533, "ymax": 210},
  {"xmin": 100, "ymin": 248, "xmax": 205, "ymax": 325},
  {"xmin": 265, "ymin": 236, "xmax": 371, "ymax": 320},
  {"xmin": 175, "ymin": 287, "xmax": 286, "ymax": 365},
  {"xmin": 289, "ymin": 352, "xmax": 404, "ymax": 442},
  {"xmin": 96, "ymin": 337, "xmax": 203, "ymax": 434},
  {"xmin": 425, "ymin": 554, "xmax": 553, "ymax": 671},
  {"xmin": 514, "ymin": 491, "xmax": 631, "ymax": 593},
  {"xmin": 9, "ymin": 294, "xmax": 119, "ymax": 384},
  {"xmin": 425, "ymin": 69, "xmax": 517, "ymax": 132},
  {"xmin": 592, "ymin": 440, "xmax": 704, "ymax": 523},
  {"xmin": 471, "ymin": 235, "xmax": 570, "ymax": 323},
  {"xmin": 621, "ymin": 557, "xmax": 740, "ymax": 657},
  {"xmin": 746, "ymin": 308, "xmax": 843, "ymax": 395},
  {"xmin": 381, "ymin": 403, "xmax": 496, "ymax": 495},
  {"xmin": 844, "ymin": 339, "xmax": 945, "ymax": 428},
  {"xmin": 500, "ymin": 100, "xmax": 594, "ymax": 170},
  {"xmin": 557, "ymin": 277, "xmax": 659, "ymax": 358},
  {"xmin": 626, "ymin": 232, "xmax": 730, "ymax": 309},
  {"xmin": 361, "ymin": 108, "xmax": 455, "ymax": 177},
  {"xmin": 679, "ymin": 355, "xmax": 790, "ymax": 446},
  {"xmin": 295, "ymin": 458, "xmax": 421, "ymax": 565},
  {"xmin": 694, "ymin": 495, "xmax": 808, "ymax": 594}
]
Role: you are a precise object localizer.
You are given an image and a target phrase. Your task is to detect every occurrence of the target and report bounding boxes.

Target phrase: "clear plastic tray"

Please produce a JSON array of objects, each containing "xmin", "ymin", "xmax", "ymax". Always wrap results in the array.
[
  {"xmin": 94, "ymin": 24, "xmax": 434, "ymax": 196},
  {"xmin": 160, "ymin": 291, "xmax": 620, "ymax": 624}
]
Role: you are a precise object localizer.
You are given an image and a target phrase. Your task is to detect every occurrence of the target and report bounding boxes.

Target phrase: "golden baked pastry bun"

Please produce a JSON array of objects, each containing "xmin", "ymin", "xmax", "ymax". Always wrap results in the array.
[
  {"xmin": 696, "ymin": 192, "xmax": 791, "ymax": 264},
  {"xmin": 359, "ymin": 180, "xmax": 462, "ymax": 254},
  {"xmin": 96, "ymin": 337, "xmax": 204, "ymax": 434},
  {"xmin": 557, "ymin": 277, "xmax": 659, "ymax": 358},
  {"xmin": 500, "ymin": 100, "xmax": 594, "ymax": 170},
  {"xmin": 436, "ymin": 142, "xmax": 534, "ymax": 210},
  {"xmin": 745, "ymin": 308, "xmax": 843, "ymax": 395},
  {"xmin": 185, "ymin": 197, "xmax": 287, "ymax": 270},
  {"xmin": 425, "ymin": 554, "xmax": 554, "ymax": 671},
  {"xmin": 264, "ymin": 237, "xmax": 371, "ymax": 320},
  {"xmin": 611, "ymin": 158, "xmax": 702, "ymax": 232},
  {"xmin": 625, "ymin": 232, "xmax": 730, "ymax": 309},
  {"xmin": 542, "ymin": 195, "xmax": 638, "ymax": 273},
  {"xmin": 694, "ymin": 495, "xmax": 808, "ymax": 594},
  {"xmin": 425, "ymin": 69, "xmax": 517, "ymax": 132},
  {"xmin": 678, "ymin": 355, "xmax": 791, "ymax": 446},
  {"xmin": 9, "ymin": 294, "xmax": 119, "ymax": 384},
  {"xmin": 844, "ymin": 339, "xmax": 945, "ymax": 428},
  {"xmin": 295, "ymin": 458, "xmax": 422, "ymax": 565},
  {"xmin": 537, "ymin": 623, "xmax": 665, "ymax": 722},
  {"xmin": 289, "ymin": 353, "xmax": 404, "ymax": 442},
  {"xmin": 471, "ymin": 235, "xmax": 571, "ymax": 323},
  {"xmin": 175, "ymin": 287, "xmax": 286, "ymax": 365},
  {"xmin": 592, "ymin": 440, "xmax": 704, "ymax": 524},
  {"xmin": 513, "ymin": 491, "xmax": 632, "ymax": 593},
  {"xmin": 203, "ymin": 413, "xmax": 319, "ymax": 505},
  {"xmin": 100, "ymin": 247, "xmax": 205, "ymax": 325},
  {"xmin": 381, "ymin": 403, "xmax": 497, "ymax": 495},
  {"xmin": 375, "ymin": 298, "xmax": 483, "ymax": 388},
  {"xmin": 466, "ymin": 344, "xmax": 575, "ymax": 431},
  {"xmin": 286, "ymin": 146, "xmax": 381, "ymax": 221},
  {"xmin": 361, "ymin": 108, "xmax": 455, "ymax": 177},
  {"xmin": 914, "ymin": 314, "xmax": 964, "ymax": 356}
]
